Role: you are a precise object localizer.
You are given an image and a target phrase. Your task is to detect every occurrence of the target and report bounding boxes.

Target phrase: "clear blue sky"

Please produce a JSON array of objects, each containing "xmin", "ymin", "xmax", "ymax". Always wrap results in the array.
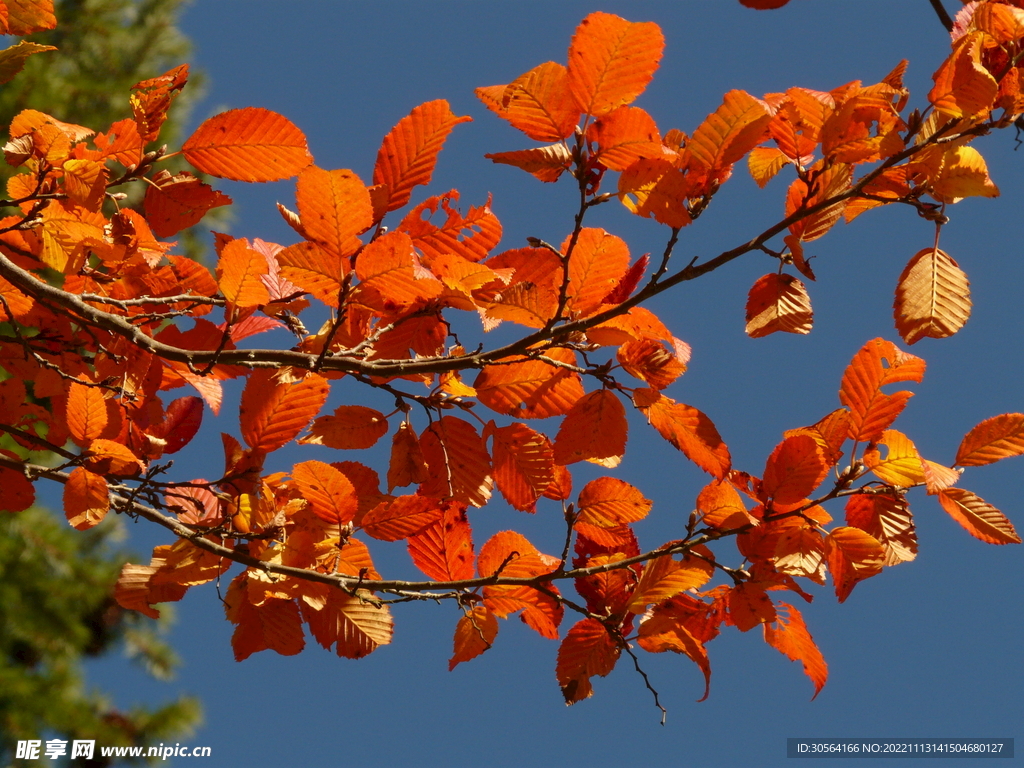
[{"xmin": 78, "ymin": 2, "xmax": 1023, "ymax": 766}]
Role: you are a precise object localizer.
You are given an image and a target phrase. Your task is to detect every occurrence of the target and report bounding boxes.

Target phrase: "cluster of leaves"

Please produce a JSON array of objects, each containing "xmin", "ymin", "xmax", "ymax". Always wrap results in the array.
[{"xmin": 0, "ymin": 0, "xmax": 1022, "ymax": 713}]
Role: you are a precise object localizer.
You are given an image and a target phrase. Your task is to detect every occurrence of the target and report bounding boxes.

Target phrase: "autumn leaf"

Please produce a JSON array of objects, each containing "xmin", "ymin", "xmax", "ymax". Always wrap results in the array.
[
  {"xmin": 825, "ymin": 526, "xmax": 885, "ymax": 603},
  {"xmin": 633, "ymin": 388, "xmax": 731, "ymax": 478},
  {"xmin": 0, "ymin": 0, "xmax": 57, "ymax": 35},
  {"xmin": 627, "ymin": 549, "xmax": 714, "ymax": 613},
  {"xmin": 399, "ymin": 191, "xmax": 502, "ymax": 264},
  {"xmin": 589, "ymin": 105, "xmax": 664, "ymax": 171},
  {"xmin": 361, "ymin": 494, "xmax": 441, "ymax": 542},
  {"xmin": 216, "ymin": 237, "xmax": 270, "ymax": 311},
  {"xmin": 224, "ymin": 574, "xmax": 305, "ymax": 661},
  {"xmin": 697, "ymin": 479, "xmax": 753, "ymax": 530},
  {"xmin": 956, "ymin": 413, "xmax": 1024, "ymax": 466},
  {"xmin": 636, "ymin": 599, "xmax": 712, "ymax": 701},
  {"xmin": 408, "ymin": 500, "xmax": 475, "ymax": 582},
  {"xmin": 183, "ymin": 107, "xmax": 313, "ymax": 182},
  {"xmin": 745, "ymin": 273, "xmax": 813, "ymax": 337},
  {"xmin": 387, "ymin": 421, "xmax": 429, "ymax": 491},
  {"xmin": 294, "ymin": 165, "xmax": 373, "ymax": 259},
  {"xmin": 303, "ymin": 589, "xmax": 393, "ymax": 659},
  {"xmin": 576, "ymin": 477, "xmax": 652, "ymax": 528},
  {"xmin": 928, "ymin": 31, "xmax": 998, "ymax": 119},
  {"xmin": 291, "ymin": 460, "xmax": 358, "ymax": 526},
  {"xmin": 300, "ymin": 405, "xmax": 389, "ymax": 450},
  {"xmin": 937, "ymin": 488, "xmax": 1020, "ymax": 545},
  {"xmin": 484, "ymin": 61, "xmax": 580, "ymax": 142},
  {"xmin": 418, "ymin": 416, "xmax": 493, "ymax": 507},
  {"xmin": 449, "ymin": 606, "xmax": 499, "ymax": 670},
  {"xmin": 143, "ymin": 171, "xmax": 232, "ymax": 238},
  {"xmin": 617, "ymin": 157, "xmax": 692, "ymax": 228},
  {"xmin": 567, "ymin": 12, "xmax": 665, "ymax": 117},
  {"xmin": 489, "ymin": 422, "xmax": 555, "ymax": 512},
  {"xmin": 762, "ymin": 434, "xmax": 829, "ymax": 506},
  {"xmin": 845, "ymin": 492, "xmax": 917, "ymax": 565},
  {"xmin": 65, "ymin": 381, "xmax": 108, "ymax": 448},
  {"xmin": 763, "ymin": 602, "xmax": 827, "ymax": 699},
  {"xmin": 553, "ymin": 389, "xmax": 628, "ymax": 467},
  {"xmin": 63, "ymin": 466, "xmax": 109, "ymax": 530},
  {"xmin": 484, "ymin": 144, "xmax": 573, "ymax": 183},
  {"xmin": 473, "ymin": 350, "xmax": 584, "ymax": 419},
  {"xmin": 893, "ymin": 246, "xmax": 971, "ymax": 344},
  {"xmin": 863, "ymin": 429, "xmax": 926, "ymax": 488},
  {"xmin": 373, "ymin": 100, "xmax": 471, "ymax": 212},
  {"xmin": 239, "ymin": 370, "xmax": 330, "ymax": 454},
  {"xmin": 839, "ymin": 338, "xmax": 925, "ymax": 443},
  {"xmin": 556, "ymin": 618, "xmax": 620, "ymax": 704}
]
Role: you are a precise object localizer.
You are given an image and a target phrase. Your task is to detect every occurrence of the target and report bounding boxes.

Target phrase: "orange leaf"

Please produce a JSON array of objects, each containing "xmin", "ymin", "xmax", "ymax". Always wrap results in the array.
[
  {"xmin": 956, "ymin": 413, "xmax": 1024, "ymax": 466},
  {"xmin": 627, "ymin": 550, "xmax": 714, "ymax": 613},
  {"xmin": 633, "ymin": 388, "xmax": 731, "ymax": 478},
  {"xmin": 616, "ymin": 338, "xmax": 686, "ymax": 390},
  {"xmin": 373, "ymin": 99, "xmax": 471, "ymax": 212},
  {"xmin": 929, "ymin": 145, "xmax": 999, "ymax": 203},
  {"xmin": 763, "ymin": 602, "xmax": 827, "ymax": 699},
  {"xmin": 408, "ymin": 500, "xmax": 475, "ymax": 581},
  {"xmin": 65, "ymin": 381, "xmax": 108, "ymax": 448},
  {"xmin": 484, "ymin": 144, "xmax": 573, "ymax": 183},
  {"xmin": 63, "ymin": 466, "xmax": 109, "ymax": 530},
  {"xmin": 825, "ymin": 526, "xmax": 885, "ymax": 603},
  {"xmin": 300, "ymin": 405, "xmax": 389, "ymax": 450},
  {"xmin": 291, "ymin": 460, "xmax": 358, "ymax": 526},
  {"xmin": 929, "ymin": 31, "xmax": 998, "ymax": 119},
  {"xmin": 688, "ymin": 90, "xmax": 772, "ymax": 183},
  {"xmin": 553, "ymin": 388, "xmax": 627, "ymax": 467},
  {"xmin": 697, "ymin": 479, "xmax": 752, "ymax": 530},
  {"xmin": 565, "ymin": 228, "xmax": 631, "ymax": 317},
  {"xmin": 785, "ymin": 163, "xmax": 852, "ymax": 243},
  {"xmin": 303, "ymin": 589, "xmax": 393, "ymax": 659},
  {"xmin": 863, "ymin": 429, "xmax": 926, "ymax": 488},
  {"xmin": 418, "ymin": 416, "xmax": 493, "ymax": 507},
  {"xmin": 479, "ymin": 531, "xmax": 563, "ymax": 638},
  {"xmin": 361, "ymin": 494, "xmax": 441, "ymax": 542},
  {"xmin": 353, "ymin": 230, "xmax": 442, "ymax": 312},
  {"xmin": 839, "ymin": 338, "xmax": 925, "ymax": 443},
  {"xmin": 216, "ymin": 238, "xmax": 270, "ymax": 311},
  {"xmin": 937, "ymin": 488, "xmax": 1021, "ymax": 545},
  {"xmin": 726, "ymin": 582, "xmax": 776, "ymax": 632},
  {"xmin": 556, "ymin": 618, "xmax": 620, "ymax": 704},
  {"xmin": 893, "ymin": 247, "xmax": 971, "ymax": 344},
  {"xmin": 399, "ymin": 190, "xmax": 502, "ymax": 264},
  {"xmin": 224, "ymin": 574, "xmax": 304, "ymax": 661},
  {"xmin": 387, "ymin": 421, "xmax": 429, "ymax": 491},
  {"xmin": 62, "ymin": 158, "xmax": 107, "ymax": 211},
  {"xmin": 745, "ymin": 273, "xmax": 813, "ymax": 338},
  {"xmin": 239, "ymin": 370, "xmax": 330, "ymax": 454},
  {"xmin": 449, "ymin": 606, "xmax": 499, "ymax": 670},
  {"xmin": 589, "ymin": 105, "xmax": 663, "ymax": 171},
  {"xmin": 747, "ymin": 146, "xmax": 791, "ymax": 188},
  {"xmin": 0, "ymin": 0, "xmax": 56, "ymax": 35},
  {"xmin": 567, "ymin": 12, "xmax": 664, "ymax": 117},
  {"xmin": 636, "ymin": 600, "xmax": 711, "ymax": 701},
  {"xmin": 183, "ymin": 107, "xmax": 312, "ymax": 182},
  {"xmin": 489, "ymin": 422, "xmax": 555, "ymax": 513},
  {"xmin": 845, "ymin": 492, "xmax": 917, "ymax": 565},
  {"xmin": 617, "ymin": 157, "xmax": 692, "ymax": 228},
  {"xmin": 275, "ymin": 241, "xmax": 345, "ymax": 307},
  {"xmin": 762, "ymin": 434, "xmax": 828, "ymax": 506},
  {"xmin": 473, "ymin": 349, "xmax": 583, "ymax": 419},
  {"xmin": 83, "ymin": 439, "xmax": 143, "ymax": 476},
  {"xmin": 143, "ymin": 170, "xmax": 232, "ymax": 238},
  {"xmin": 487, "ymin": 61, "xmax": 580, "ymax": 142},
  {"xmin": 295, "ymin": 166, "xmax": 373, "ymax": 259},
  {"xmin": 774, "ymin": 525, "xmax": 827, "ymax": 583},
  {"xmin": 576, "ymin": 477, "xmax": 652, "ymax": 528}
]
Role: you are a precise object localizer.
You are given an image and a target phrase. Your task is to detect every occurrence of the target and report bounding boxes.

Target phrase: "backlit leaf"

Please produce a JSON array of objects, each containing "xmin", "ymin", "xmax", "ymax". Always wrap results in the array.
[
  {"xmin": 408, "ymin": 500, "xmax": 475, "ymax": 581},
  {"xmin": 295, "ymin": 166, "xmax": 373, "ymax": 259},
  {"xmin": 928, "ymin": 31, "xmax": 998, "ymax": 119},
  {"xmin": 239, "ymin": 370, "xmax": 330, "ymax": 454},
  {"xmin": 745, "ymin": 273, "xmax": 813, "ymax": 338},
  {"xmin": 627, "ymin": 549, "xmax": 714, "ymax": 613},
  {"xmin": 183, "ymin": 107, "xmax": 313, "ymax": 182},
  {"xmin": 373, "ymin": 99, "xmax": 471, "ymax": 212},
  {"xmin": 556, "ymin": 618, "xmax": 620, "ymax": 704},
  {"xmin": 567, "ymin": 12, "xmax": 664, "ymax": 117},
  {"xmin": 449, "ymin": 607, "xmax": 498, "ymax": 670},
  {"xmin": 763, "ymin": 602, "xmax": 827, "ymax": 699},
  {"xmin": 387, "ymin": 421, "xmax": 429, "ymax": 491},
  {"xmin": 418, "ymin": 416, "xmax": 493, "ymax": 507},
  {"xmin": 489, "ymin": 61, "xmax": 580, "ymax": 142},
  {"xmin": 291, "ymin": 460, "xmax": 358, "ymax": 526},
  {"xmin": 863, "ymin": 429, "xmax": 926, "ymax": 488},
  {"xmin": 937, "ymin": 488, "xmax": 1021, "ymax": 545},
  {"xmin": 576, "ymin": 477, "xmax": 652, "ymax": 528},
  {"xmin": 225, "ymin": 575, "xmax": 304, "ymax": 661},
  {"xmin": 826, "ymin": 526, "xmax": 885, "ymax": 603},
  {"xmin": 617, "ymin": 157, "xmax": 692, "ymax": 228},
  {"xmin": 839, "ymin": 338, "xmax": 925, "ymax": 443},
  {"xmin": 565, "ymin": 228, "xmax": 631, "ymax": 317},
  {"xmin": 956, "ymin": 413, "xmax": 1024, "ymax": 466},
  {"xmin": 65, "ymin": 381, "xmax": 108, "ymax": 447},
  {"xmin": 301, "ymin": 405, "xmax": 389, "ymax": 450},
  {"xmin": 143, "ymin": 170, "xmax": 232, "ymax": 238},
  {"xmin": 484, "ymin": 143, "xmax": 573, "ymax": 183},
  {"xmin": 845, "ymin": 492, "xmax": 917, "ymax": 565},
  {"xmin": 553, "ymin": 389, "xmax": 628, "ymax": 467},
  {"xmin": 688, "ymin": 89, "xmax": 772, "ymax": 183},
  {"xmin": 474, "ymin": 349, "xmax": 584, "ymax": 419},
  {"xmin": 589, "ymin": 105, "xmax": 663, "ymax": 171},
  {"xmin": 762, "ymin": 434, "xmax": 828, "ymax": 506},
  {"xmin": 0, "ymin": 1, "xmax": 56, "ymax": 35},
  {"xmin": 217, "ymin": 238, "xmax": 270, "ymax": 310},
  {"xmin": 63, "ymin": 467, "xmax": 109, "ymax": 530},
  {"xmin": 636, "ymin": 600, "xmax": 711, "ymax": 701},
  {"xmin": 633, "ymin": 388, "xmax": 731, "ymax": 478},
  {"xmin": 490, "ymin": 422, "xmax": 555, "ymax": 512},
  {"xmin": 361, "ymin": 494, "xmax": 441, "ymax": 542},
  {"xmin": 303, "ymin": 589, "xmax": 393, "ymax": 659}
]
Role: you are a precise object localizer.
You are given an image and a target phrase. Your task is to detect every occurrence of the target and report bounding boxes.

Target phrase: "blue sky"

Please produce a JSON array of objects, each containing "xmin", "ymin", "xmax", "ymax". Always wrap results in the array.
[{"xmin": 75, "ymin": 2, "xmax": 1023, "ymax": 766}]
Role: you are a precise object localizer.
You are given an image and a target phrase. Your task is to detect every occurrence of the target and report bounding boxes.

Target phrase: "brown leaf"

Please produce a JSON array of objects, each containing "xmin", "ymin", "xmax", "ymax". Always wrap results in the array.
[{"xmin": 893, "ymin": 247, "xmax": 971, "ymax": 344}]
